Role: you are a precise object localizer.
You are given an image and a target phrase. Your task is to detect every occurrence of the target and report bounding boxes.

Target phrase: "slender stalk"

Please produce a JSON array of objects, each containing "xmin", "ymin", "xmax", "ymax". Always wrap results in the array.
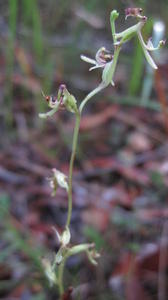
[
  {"xmin": 58, "ymin": 259, "xmax": 65, "ymax": 296},
  {"xmin": 66, "ymin": 82, "xmax": 109, "ymax": 228},
  {"xmin": 66, "ymin": 46, "xmax": 121, "ymax": 228},
  {"xmin": 60, "ymin": 84, "xmax": 107, "ymax": 295},
  {"xmin": 66, "ymin": 111, "xmax": 81, "ymax": 228},
  {"xmin": 57, "ymin": 243, "xmax": 93, "ymax": 296},
  {"xmin": 79, "ymin": 83, "xmax": 106, "ymax": 113}
]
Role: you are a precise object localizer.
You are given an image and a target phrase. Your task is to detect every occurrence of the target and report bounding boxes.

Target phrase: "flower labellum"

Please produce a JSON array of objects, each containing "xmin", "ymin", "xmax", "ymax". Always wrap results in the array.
[
  {"xmin": 81, "ymin": 47, "xmax": 115, "ymax": 86},
  {"xmin": 81, "ymin": 47, "xmax": 113, "ymax": 71}
]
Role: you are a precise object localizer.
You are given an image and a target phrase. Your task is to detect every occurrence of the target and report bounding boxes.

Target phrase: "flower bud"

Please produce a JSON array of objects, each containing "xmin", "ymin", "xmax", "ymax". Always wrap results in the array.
[
  {"xmin": 53, "ymin": 226, "xmax": 71, "ymax": 247},
  {"xmin": 110, "ymin": 10, "xmax": 119, "ymax": 23},
  {"xmin": 61, "ymin": 226, "xmax": 71, "ymax": 246},
  {"xmin": 39, "ymin": 84, "xmax": 78, "ymax": 118},
  {"xmin": 49, "ymin": 168, "xmax": 69, "ymax": 196}
]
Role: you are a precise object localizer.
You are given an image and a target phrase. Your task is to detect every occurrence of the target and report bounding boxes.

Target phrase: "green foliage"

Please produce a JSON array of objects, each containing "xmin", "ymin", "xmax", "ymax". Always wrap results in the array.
[
  {"xmin": 22, "ymin": 0, "xmax": 43, "ymax": 60},
  {"xmin": 0, "ymin": 195, "xmax": 45, "ymax": 281}
]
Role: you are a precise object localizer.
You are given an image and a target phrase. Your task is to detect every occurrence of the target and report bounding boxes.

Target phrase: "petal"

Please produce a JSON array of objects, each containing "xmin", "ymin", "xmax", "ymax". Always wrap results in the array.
[
  {"xmin": 89, "ymin": 64, "xmax": 104, "ymax": 71},
  {"xmin": 39, "ymin": 104, "xmax": 59, "ymax": 118},
  {"xmin": 143, "ymin": 48, "xmax": 158, "ymax": 69},
  {"xmin": 52, "ymin": 227, "xmax": 61, "ymax": 243},
  {"xmin": 137, "ymin": 31, "xmax": 158, "ymax": 69},
  {"xmin": 80, "ymin": 55, "xmax": 96, "ymax": 65},
  {"xmin": 147, "ymin": 38, "xmax": 154, "ymax": 49}
]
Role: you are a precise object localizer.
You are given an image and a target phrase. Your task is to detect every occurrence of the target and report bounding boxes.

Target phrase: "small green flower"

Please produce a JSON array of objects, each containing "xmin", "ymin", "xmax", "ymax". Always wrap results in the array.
[
  {"xmin": 81, "ymin": 47, "xmax": 115, "ymax": 86},
  {"xmin": 53, "ymin": 226, "xmax": 71, "ymax": 247},
  {"xmin": 39, "ymin": 85, "xmax": 78, "ymax": 118},
  {"xmin": 49, "ymin": 168, "xmax": 69, "ymax": 196},
  {"xmin": 114, "ymin": 8, "xmax": 165, "ymax": 70}
]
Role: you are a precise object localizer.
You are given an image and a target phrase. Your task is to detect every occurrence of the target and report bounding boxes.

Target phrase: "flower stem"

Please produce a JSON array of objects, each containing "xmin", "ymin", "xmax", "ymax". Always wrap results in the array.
[
  {"xmin": 66, "ymin": 111, "xmax": 81, "ymax": 228},
  {"xmin": 79, "ymin": 83, "xmax": 106, "ymax": 113},
  {"xmin": 66, "ymin": 83, "xmax": 109, "ymax": 229},
  {"xmin": 57, "ymin": 243, "xmax": 93, "ymax": 297},
  {"xmin": 60, "ymin": 85, "xmax": 106, "ymax": 296},
  {"xmin": 58, "ymin": 259, "xmax": 65, "ymax": 297}
]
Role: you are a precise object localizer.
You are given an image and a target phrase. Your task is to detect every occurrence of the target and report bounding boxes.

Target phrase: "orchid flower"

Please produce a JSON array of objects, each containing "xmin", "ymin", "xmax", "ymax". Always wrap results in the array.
[
  {"xmin": 39, "ymin": 84, "xmax": 78, "ymax": 118},
  {"xmin": 81, "ymin": 47, "xmax": 115, "ymax": 86},
  {"xmin": 81, "ymin": 47, "xmax": 113, "ymax": 71},
  {"xmin": 121, "ymin": 8, "xmax": 165, "ymax": 70}
]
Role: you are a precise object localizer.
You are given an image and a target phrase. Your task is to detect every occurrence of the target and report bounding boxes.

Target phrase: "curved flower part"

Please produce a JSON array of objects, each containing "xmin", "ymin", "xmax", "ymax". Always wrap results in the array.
[
  {"xmin": 114, "ymin": 8, "xmax": 165, "ymax": 70},
  {"xmin": 81, "ymin": 47, "xmax": 113, "ymax": 71},
  {"xmin": 48, "ymin": 168, "xmax": 69, "ymax": 196},
  {"xmin": 121, "ymin": 8, "xmax": 165, "ymax": 70},
  {"xmin": 137, "ymin": 31, "xmax": 165, "ymax": 69},
  {"xmin": 39, "ymin": 84, "xmax": 78, "ymax": 118},
  {"xmin": 81, "ymin": 47, "xmax": 115, "ymax": 86},
  {"xmin": 39, "ymin": 103, "xmax": 60, "ymax": 119}
]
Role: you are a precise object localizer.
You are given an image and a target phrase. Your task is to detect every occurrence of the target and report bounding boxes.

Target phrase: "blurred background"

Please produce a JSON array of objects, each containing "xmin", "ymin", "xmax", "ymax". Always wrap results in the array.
[{"xmin": 0, "ymin": 0, "xmax": 168, "ymax": 299}]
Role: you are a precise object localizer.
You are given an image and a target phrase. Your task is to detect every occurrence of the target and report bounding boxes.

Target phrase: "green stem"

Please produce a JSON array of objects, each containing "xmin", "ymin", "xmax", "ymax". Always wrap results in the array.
[
  {"xmin": 60, "ymin": 84, "xmax": 107, "ymax": 295},
  {"xmin": 66, "ymin": 46, "xmax": 121, "ymax": 228},
  {"xmin": 65, "ymin": 84, "xmax": 108, "ymax": 229},
  {"xmin": 66, "ymin": 111, "xmax": 81, "ymax": 228},
  {"xmin": 58, "ymin": 259, "xmax": 65, "ymax": 297},
  {"xmin": 79, "ymin": 83, "xmax": 106, "ymax": 113},
  {"xmin": 57, "ymin": 243, "xmax": 93, "ymax": 296},
  {"xmin": 66, "ymin": 82, "xmax": 106, "ymax": 228}
]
